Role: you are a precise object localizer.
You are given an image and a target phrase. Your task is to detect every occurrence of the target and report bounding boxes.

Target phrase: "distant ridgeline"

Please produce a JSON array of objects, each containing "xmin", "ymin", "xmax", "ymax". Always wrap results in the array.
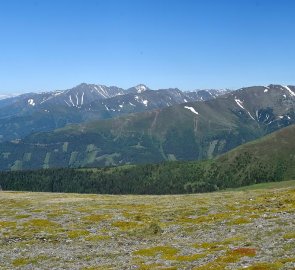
[
  {"xmin": 1, "ymin": 124, "xmax": 294, "ymax": 194},
  {"xmin": 0, "ymin": 82, "xmax": 230, "ymax": 142}
]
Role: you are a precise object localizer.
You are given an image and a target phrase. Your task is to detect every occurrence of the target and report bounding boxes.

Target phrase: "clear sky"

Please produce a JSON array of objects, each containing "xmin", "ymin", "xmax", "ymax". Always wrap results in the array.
[{"xmin": 0, "ymin": 0, "xmax": 295, "ymax": 93}]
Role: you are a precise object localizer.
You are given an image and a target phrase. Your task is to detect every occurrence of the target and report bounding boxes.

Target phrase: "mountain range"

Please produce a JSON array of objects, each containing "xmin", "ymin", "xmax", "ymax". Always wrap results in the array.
[
  {"xmin": 0, "ymin": 84, "xmax": 294, "ymax": 171},
  {"xmin": 0, "ymin": 83, "xmax": 230, "ymax": 142}
]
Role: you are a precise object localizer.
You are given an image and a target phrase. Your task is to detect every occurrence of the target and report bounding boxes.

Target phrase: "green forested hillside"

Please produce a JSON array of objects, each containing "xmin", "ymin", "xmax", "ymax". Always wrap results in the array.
[
  {"xmin": 1, "ymin": 124, "xmax": 294, "ymax": 194},
  {"xmin": 218, "ymin": 122, "xmax": 295, "ymax": 180}
]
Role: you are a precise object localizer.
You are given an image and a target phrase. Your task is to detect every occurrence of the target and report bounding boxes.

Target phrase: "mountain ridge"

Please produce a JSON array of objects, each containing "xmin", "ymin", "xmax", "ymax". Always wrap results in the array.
[
  {"xmin": 0, "ymin": 84, "xmax": 294, "ymax": 171},
  {"xmin": 0, "ymin": 83, "xmax": 231, "ymax": 142}
]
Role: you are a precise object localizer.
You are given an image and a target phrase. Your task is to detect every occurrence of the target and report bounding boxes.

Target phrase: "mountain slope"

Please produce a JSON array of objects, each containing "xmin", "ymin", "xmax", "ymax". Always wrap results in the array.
[
  {"xmin": 0, "ymin": 83, "xmax": 229, "ymax": 142},
  {"xmin": 0, "ymin": 124, "xmax": 294, "ymax": 194},
  {"xmin": 217, "ymin": 123, "xmax": 295, "ymax": 180},
  {"xmin": 0, "ymin": 84, "xmax": 294, "ymax": 171}
]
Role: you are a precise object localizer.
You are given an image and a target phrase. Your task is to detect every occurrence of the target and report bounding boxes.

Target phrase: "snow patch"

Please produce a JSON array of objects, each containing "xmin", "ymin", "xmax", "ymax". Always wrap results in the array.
[
  {"xmin": 184, "ymin": 99, "xmax": 188, "ymax": 102},
  {"xmin": 235, "ymin": 98, "xmax": 245, "ymax": 110},
  {"xmin": 40, "ymin": 96, "xmax": 54, "ymax": 104},
  {"xmin": 53, "ymin": 91, "xmax": 62, "ymax": 96},
  {"xmin": 64, "ymin": 100, "xmax": 71, "ymax": 107},
  {"xmin": 264, "ymin": 89, "xmax": 268, "ymax": 93},
  {"xmin": 184, "ymin": 106, "xmax": 199, "ymax": 115},
  {"xmin": 94, "ymin": 85, "xmax": 108, "ymax": 98},
  {"xmin": 284, "ymin": 86, "xmax": 295, "ymax": 97},
  {"xmin": 266, "ymin": 120, "xmax": 275, "ymax": 125},
  {"xmin": 69, "ymin": 95, "xmax": 75, "ymax": 106},
  {"xmin": 142, "ymin": 100, "xmax": 148, "ymax": 106},
  {"xmin": 81, "ymin": 92, "xmax": 84, "ymax": 106},
  {"xmin": 99, "ymin": 85, "xmax": 109, "ymax": 98},
  {"xmin": 247, "ymin": 111, "xmax": 256, "ymax": 121},
  {"xmin": 75, "ymin": 93, "xmax": 79, "ymax": 106},
  {"xmin": 235, "ymin": 98, "xmax": 255, "ymax": 120},
  {"xmin": 28, "ymin": 99, "xmax": 35, "ymax": 106}
]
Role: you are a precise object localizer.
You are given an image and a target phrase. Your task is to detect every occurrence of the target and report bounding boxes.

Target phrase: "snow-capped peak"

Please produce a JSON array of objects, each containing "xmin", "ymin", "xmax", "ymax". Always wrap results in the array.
[{"xmin": 135, "ymin": 84, "xmax": 148, "ymax": 93}]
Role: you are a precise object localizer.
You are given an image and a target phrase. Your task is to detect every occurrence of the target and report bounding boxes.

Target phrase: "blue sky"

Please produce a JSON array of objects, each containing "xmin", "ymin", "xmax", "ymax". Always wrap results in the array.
[{"xmin": 0, "ymin": 0, "xmax": 295, "ymax": 93}]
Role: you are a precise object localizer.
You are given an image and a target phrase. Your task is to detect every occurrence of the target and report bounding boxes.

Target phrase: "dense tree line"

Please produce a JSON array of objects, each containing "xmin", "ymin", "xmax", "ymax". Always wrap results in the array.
[{"xmin": 0, "ymin": 152, "xmax": 287, "ymax": 194}]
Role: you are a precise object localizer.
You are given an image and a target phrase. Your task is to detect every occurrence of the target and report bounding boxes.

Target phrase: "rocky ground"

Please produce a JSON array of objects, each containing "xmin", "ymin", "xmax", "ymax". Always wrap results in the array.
[{"xmin": 0, "ymin": 182, "xmax": 295, "ymax": 269}]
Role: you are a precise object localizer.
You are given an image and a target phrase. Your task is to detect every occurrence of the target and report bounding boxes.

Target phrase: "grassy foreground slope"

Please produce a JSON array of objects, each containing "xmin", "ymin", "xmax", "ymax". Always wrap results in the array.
[
  {"xmin": 1, "ymin": 184, "xmax": 295, "ymax": 269},
  {"xmin": 226, "ymin": 180, "xmax": 295, "ymax": 191},
  {"xmin": 1, "ymin": 125, "xmax": 294, "ymax": 194}
]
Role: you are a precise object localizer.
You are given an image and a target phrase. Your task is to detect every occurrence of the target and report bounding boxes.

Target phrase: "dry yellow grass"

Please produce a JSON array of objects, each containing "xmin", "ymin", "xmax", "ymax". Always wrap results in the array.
[{"xmin": 0, "ymin": 185, "xmax": 295, "ymax": 269}]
